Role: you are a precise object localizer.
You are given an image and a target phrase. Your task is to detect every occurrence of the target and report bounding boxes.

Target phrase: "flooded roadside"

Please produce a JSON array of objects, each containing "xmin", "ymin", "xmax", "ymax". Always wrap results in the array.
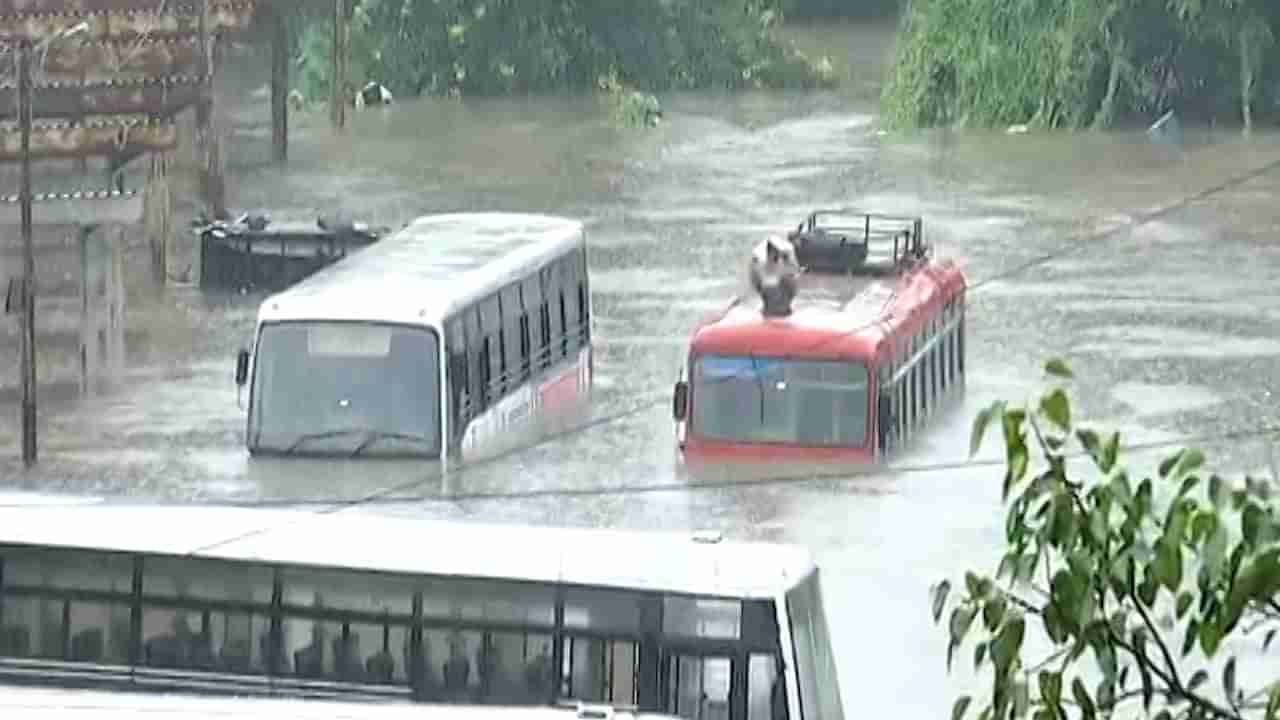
[{"xmin": 1, "ymin": 20, "xmax": 1280, "ymax": 720}]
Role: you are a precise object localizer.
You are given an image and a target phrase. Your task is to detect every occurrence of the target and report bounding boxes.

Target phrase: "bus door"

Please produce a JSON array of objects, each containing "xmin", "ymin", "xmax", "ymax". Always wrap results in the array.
[
  {"xmin": 559, "ymin": 630, "xmax": 640, "ymax": 705},
  {"xmin": 659, "ymin": 642, "xmax": 743, "ymax": 720}
]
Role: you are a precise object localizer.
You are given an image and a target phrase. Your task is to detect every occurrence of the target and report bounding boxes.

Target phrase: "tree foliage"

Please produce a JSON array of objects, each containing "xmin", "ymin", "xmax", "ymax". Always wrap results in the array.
[
  {"xmin": 933, "ymin": 359, "xmax": 1280, "ymax": 720},
  {"xmin": 882, "ymin": 0, "xmax": 1280, "ymax": 131},
  {"xmin": 285, "ymin": 0, "xmax": 837, "ymax": 105}
]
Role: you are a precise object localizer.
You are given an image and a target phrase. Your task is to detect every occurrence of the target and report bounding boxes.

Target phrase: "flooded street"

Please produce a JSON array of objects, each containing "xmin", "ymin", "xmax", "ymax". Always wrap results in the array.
[{"xmin": 4, "ymin": 21, "xmax": 1280, "ymax": 720}]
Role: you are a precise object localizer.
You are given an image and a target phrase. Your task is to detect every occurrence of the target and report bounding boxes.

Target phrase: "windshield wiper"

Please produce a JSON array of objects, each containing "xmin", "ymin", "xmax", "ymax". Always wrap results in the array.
[
  {"xmin": 349, "ymin": 430, "xmax": 432, "ymax": 458},
  {"xmin": 283, "ymin": 428, "xmax": 366, "ymax": 454},
  {"xmin": 281, "ymin": 428, "xmax": 431, "ymax": 456}
]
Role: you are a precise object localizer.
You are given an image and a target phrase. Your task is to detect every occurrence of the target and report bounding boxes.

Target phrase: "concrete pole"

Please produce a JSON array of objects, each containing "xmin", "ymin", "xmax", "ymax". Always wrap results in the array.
[
  {"xmin": 271, "ymin": 6, "xmax": 290, "ymax": 162},
  {"xmin": 330, "ymin": 0, "xmax": 348, "ymax": 131},
  {"xmin": 18, "ymin": 42, "xmax": 37, "ymax": 467}
]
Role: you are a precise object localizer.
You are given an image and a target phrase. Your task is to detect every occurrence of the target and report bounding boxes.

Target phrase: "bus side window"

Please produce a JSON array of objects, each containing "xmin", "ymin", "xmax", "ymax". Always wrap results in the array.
[
  {"xmin": 523, "ymin": 275, "xmax": 543, "ymax": 372},
  {"xmin": 559, "ymin": 254, "xmax": 574, "ymax": 357},
  {"xmin": 482, "ymin": 294, "xmax": 505, "ymax": 395},
  {"xmin": 576, "ymin": 247, "xmax": 590, "ymax": 345},
  {"xmin": 447, "ymin": 318, "xmax": 469, "ymax": 433},
  {"xmin": 931, "ymin": 317, "xmax": 940, "ymax": 400},
  {"xmin": 542, "ymin": 264, "xmax": 562, "ymax": 365},
  {"xmin": 501, "ymin": 283, "xmax": 524, "ymax": 385},
  {"xmin": 465, "ymin": 307, "xmax": 487, "ymax": 412}
]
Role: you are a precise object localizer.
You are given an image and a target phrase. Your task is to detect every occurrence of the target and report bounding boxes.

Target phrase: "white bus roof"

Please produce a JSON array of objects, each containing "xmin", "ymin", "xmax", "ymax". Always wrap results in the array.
[
  {"xmin": 0, "ymin": 504, "xmax": 814, "ymax": 599},
  {"xmin": 0, "ymin": 686, "xmax": 680, "ymax": 720},
  {"xmin": 256, "ymin": 212, "xmax": 585, "ymax": 329}
]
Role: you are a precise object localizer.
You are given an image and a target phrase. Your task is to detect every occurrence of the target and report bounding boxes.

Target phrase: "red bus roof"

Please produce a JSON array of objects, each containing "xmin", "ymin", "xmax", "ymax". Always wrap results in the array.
[{"xmin": 689, "ymin": 258, "xmax": 966, "ymax": 361}]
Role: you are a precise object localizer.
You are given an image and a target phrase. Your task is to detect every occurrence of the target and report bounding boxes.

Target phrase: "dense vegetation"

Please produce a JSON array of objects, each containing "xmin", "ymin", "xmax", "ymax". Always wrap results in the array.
[
  {"xmin": 933, "ymin": 359, "xmax": 1280, "ymax": 720},
  {"xmin": 286, "ymin": 0, "xmax": 838, "ymax": 105},
  {"xmin": 882, "ymin": 0, "xmax": 1280, "ymax": 131}
]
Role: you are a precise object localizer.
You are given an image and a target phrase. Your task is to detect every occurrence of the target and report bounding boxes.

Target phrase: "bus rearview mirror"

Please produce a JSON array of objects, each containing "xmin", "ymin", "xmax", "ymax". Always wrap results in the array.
[
  {"xmin": 673, "ymin": 381, "xmax": 689, "ymax": 421},
  {"xmin": 235, "ymin": 349, "xmax": 250, "ymax": 387}
]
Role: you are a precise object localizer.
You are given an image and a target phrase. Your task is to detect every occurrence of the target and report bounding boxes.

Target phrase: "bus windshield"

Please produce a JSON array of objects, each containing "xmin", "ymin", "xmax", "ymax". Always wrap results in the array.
[
  {"xmin": 248, "ymin": 321, "xmax": 441, "ymax": 457},
  {"xmin": 691, "ymin": 355, "xmax": 869, "ymax": 446}
]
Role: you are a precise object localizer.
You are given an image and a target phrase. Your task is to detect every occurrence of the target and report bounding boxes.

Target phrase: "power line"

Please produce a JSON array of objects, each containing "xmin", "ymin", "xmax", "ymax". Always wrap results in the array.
[
  {"xmin": 10, "ymin": 418, "xmax": 1274, "ymax": 513},
  {"xmin": 795, "ymin": 150, "xmax": 1280, "ymax": 354},
  {"xmin": 12, "ymin": 134, "xmax": 1280, "ymax": 550},
  {"xmin": 172, "ymin": 148, "xmax": 1280, "ymax": 538}
]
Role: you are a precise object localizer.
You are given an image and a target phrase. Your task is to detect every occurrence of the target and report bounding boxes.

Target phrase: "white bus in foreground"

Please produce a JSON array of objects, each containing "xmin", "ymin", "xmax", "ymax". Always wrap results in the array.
[
  {"xmin": 234, "ymin": 212, "xmax": 593, "ymax": 462},
  {"xmin": 0, "ymin": 505, "xmax": 843, "ymax": 720},
  {"xmin": 0, "ymin": 686, "xmax": 681, "ymax": 720}
]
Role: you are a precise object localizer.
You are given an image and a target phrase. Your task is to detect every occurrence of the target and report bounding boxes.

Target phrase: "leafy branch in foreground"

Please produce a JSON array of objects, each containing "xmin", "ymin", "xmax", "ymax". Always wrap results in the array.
[{"xmin": 933, "ymin": 358, "xmax": 1280, "ymax": 720}]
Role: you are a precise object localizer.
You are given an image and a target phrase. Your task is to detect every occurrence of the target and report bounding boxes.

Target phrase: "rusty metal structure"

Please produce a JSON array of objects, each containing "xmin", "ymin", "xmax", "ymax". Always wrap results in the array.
[{"xmin": 1, "ymin": 0, "xmax": 259, "ymax": 467}]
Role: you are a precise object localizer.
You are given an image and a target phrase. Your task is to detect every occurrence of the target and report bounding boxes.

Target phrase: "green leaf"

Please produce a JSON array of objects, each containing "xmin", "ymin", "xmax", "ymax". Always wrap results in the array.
[
  {"xmin": 1039, "ymin": 670, "xmax": 1062, "ymax": 707},
  {"xmin": 1016, "ymin": 553, "xmax": 1037, "ymax": 584},
  {"xmin": 1209, "ymin": 475, "xmax": 1227, "ymax": 510},
  {"xmin": 1101, "ymin": 432, "xmax": 1119, "ymax": 473},
  {"xmin": 1138, "ymin": 576, "xmax": 1157, "ymax": 607},
  {"xmin": 1175, "ymin": 591, "xmax": 1193, "ymax": 619},
  {"xmin": 931, "ymin": 580, "xmax": 951, "ymax": 623},
  {"xmin": 1266, "ymin": 685, "xmax": 1280, "ymax": 720},
  {"xmin": 952, "ymin": 696, "xmax": 972, "ymax": 720},
  {"xmin": 1223, "ymin": 656, "xmax": 1236, "ymax": 702},
  {"xmin": 1153, "ymin": 539, "xmax": 1183, "ymax": 592},
  {"xmin": 1077, "ymin": 428, "xmax": 1101, "ymax": 458},
  {"xmin": 1159, "ymin": 449, "xmax": 1185, "ymax": 479},
  {"xmin": 1182, "ymin": 618, "xmax": 1199, "ymax": 656},
  {"xmin": 1044, "ymin": 358, "xmax": 1073, "ymax": 378},
  {"xmin": 1072, "ymin": 677, "xmax": 1097, "ymax": 720},
  {"xmin": 1039, "ymin": 388, "xmax": 1071, "ymax": 431},
  {"xmin": 983, "ymin": 594, "xmax": 1007, "ymax": 630},
  {"xmin": 1173, "ymin": 448, "xmax": 1205, "ymax": 478},
  {"xmin": 1095, "ymin": 679, "xmax": 1115, "ymax": 711},
  {"xmin": 1198, "ymin": 618, "xmax": 1222, "ymax": 656},
  {"xmin": 990, "ymin": 614, "xmax": 1026, "ymax": 671},
  {"xmin": 964, "ymin": 572, "xmax": 982, "ymax": 598},
  {"xmin": 1243, "ymin": 503, "xmax": 1265, "ymax": 547},
  {"xmin": 1188, "ymin": 669, "xmax": 1209, "ymax": 692},
  {"xmin": 973, "ymin": 641, "xmax": 987, "ymax": 669},
  {"xmin": 970, "ymin": 401, "xmax": 1004, "ymax": 458},
  {"xmin": 1043, "ymin": 602, "xmax": 1067, "ymax": 643},
  {"xmin": 1005, "ymin": 439, "xmax": 1029, "ymax": 501},
  {"xmin": 1013, "ymin": 681, "xmax": 1030, "ymax": 720},
  {"xmin": 1191, "ymin": 511, "xmax": 1217, "ymax": 545},
  {"xmin": 1176, "ymin": 474, "xmax": 1201, "ymax": 499},
  {"xmin": 1265, "ymin": 628, "xmax": 1277, "ymax": 652},
  {"xmin": 1137, "ymin": 648, "xmax": 1153, "ymax": 710},
  {"xmin": 947, "ymin": 605, "xmax": 977, "ymax": 670}
]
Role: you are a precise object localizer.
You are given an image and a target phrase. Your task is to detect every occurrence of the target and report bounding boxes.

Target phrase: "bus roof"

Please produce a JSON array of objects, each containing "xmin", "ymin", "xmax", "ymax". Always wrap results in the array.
[
  {"xmin": 690, "ymin": 259, "xmax": 966, "ymax": 359},
  {"xmin": 0, "ymin": 686, "xmax": 681, "ymax": 720},
  {"xmin": 256, "ymin": 212, "xmax": 585, "ymax": 329},
  {"xmin": 0, "ymin": 504, "xmax": 814, "ymax": 600}
]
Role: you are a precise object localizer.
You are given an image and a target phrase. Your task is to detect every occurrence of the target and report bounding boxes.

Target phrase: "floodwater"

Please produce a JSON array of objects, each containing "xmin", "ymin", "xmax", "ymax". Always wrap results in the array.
[{"xmin": 4, "ymin": 19, "xmax": 1280, "ymax": 720}]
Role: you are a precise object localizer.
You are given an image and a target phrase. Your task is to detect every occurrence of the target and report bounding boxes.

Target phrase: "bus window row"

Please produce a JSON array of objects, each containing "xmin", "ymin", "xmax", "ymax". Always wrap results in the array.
[
  {"xmin": 878, "ymin": 294, "xmax": 965, "ymax": 450},
  {"xmin": 447, "ymin": 247, "xmax": 590, "ymax": 431},
  {"xmin": 0, "ymin": 596, "xmax": 785, "ymax": 719}
]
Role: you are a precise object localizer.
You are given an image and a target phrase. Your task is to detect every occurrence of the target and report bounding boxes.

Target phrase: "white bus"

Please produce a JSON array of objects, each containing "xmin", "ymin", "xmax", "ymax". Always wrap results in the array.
[
  {"xmin": 0, "ymin": 505, "xmax": 843, "ymax": 720},
  {"xmin": 0, "ymin": 686, "xmax": 681, "ymax": 720},
  {"xmin": 234, "ymin": 212, "xmax": 593, "ymax": 462}
]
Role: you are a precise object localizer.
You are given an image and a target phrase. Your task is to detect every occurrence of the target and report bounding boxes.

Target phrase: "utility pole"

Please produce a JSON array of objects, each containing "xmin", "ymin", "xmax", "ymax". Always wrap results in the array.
[{"xmin": 18, "ymin": 41, "xmax": 37, "ymax": 467}]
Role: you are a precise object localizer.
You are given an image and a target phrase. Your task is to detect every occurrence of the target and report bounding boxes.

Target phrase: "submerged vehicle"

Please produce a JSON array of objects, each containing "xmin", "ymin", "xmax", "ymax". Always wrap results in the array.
[
  {"xmin": 235, "ymin": 212, "xmax": 593, "ymax": 465},
  {"xmin": 0, "ymin": 504, "xmax": 841, "ymax": 720},
  {"xmin": 673, "ymin": 210, "xmax": 967, "ymax": 464}
]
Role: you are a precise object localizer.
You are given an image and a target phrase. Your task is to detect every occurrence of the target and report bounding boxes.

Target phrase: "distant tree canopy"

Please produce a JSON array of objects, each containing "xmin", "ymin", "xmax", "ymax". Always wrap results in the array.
[
  {"xmin": 779, "ymin": 0, "xmax": 901, "ymax": 20},
  {"xmin": 287, "ymin": 0, "xmax": 836, "ymax": 104},
  {"xmin": 882, "ymin": 0, "xmax": 1280, "ymax": 131}
]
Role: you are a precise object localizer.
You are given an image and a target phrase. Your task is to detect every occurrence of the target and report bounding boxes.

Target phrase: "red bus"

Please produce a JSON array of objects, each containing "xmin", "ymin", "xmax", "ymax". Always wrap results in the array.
[{"xmin": 672, "ymin": 210, "xmax": 967, "ymax": 464}]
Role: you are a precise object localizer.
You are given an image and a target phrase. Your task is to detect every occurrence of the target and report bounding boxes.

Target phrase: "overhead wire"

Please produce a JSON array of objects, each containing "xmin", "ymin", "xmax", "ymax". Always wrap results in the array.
[
  {"xmin": 7, "ymin": 417, "xmax": 1276, "ymax": 515},
  {"xmin": 14, "ymin": 136, "xmax": 1280, "ymax": 546}
]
